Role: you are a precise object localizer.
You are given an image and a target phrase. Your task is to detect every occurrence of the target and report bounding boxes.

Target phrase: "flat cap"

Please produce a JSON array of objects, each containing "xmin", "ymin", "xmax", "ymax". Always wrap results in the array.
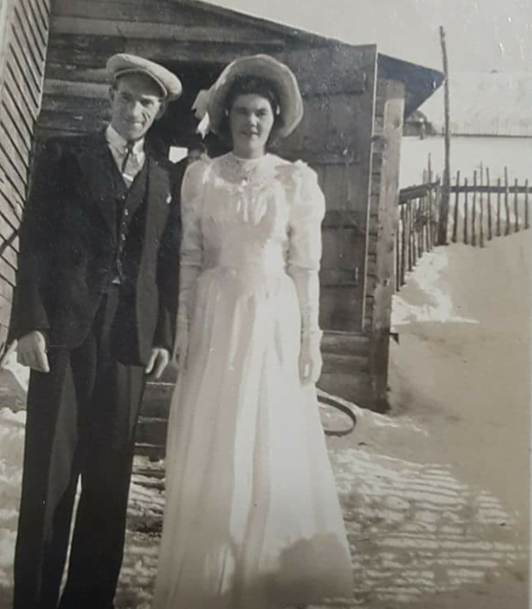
[{"xmin": 107, "ymin": 53, "xmax": 182, "ymax": 101}]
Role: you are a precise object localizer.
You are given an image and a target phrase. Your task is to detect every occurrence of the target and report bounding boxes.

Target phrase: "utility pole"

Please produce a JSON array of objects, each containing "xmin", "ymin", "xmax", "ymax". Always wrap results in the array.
[{"xmin": 438, "ymin": 25, "xmax": 451, "ymax": 245}]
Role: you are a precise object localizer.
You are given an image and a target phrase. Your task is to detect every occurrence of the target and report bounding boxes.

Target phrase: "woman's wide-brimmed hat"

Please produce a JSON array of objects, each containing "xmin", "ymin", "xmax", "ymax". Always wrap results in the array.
[{"xmin": 206, "ymin": 54, "xmax": 304, "ymax": 139}]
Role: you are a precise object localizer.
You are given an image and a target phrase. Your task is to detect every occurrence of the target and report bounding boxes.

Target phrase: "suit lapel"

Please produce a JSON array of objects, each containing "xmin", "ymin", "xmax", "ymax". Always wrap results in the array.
[
  {"xmin": 77, "ymin": 132, "xmax": 119, "ymax": 236},
  {"xmin": 144, "ymin": 154, "xmax": 171, "ymax": 239}
]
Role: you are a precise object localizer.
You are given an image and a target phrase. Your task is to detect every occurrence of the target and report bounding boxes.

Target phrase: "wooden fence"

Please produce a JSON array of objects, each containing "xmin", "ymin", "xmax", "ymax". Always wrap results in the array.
[
  {"xmin": 395, "ymin": 180, "xmax": 441, "ymax": 290},
  {"xmin": 396, "ymin": 167, "xmax": 531, "ymax": 290},
  {"xmin": 448, "ymin": 168, "xmax": 530, "ymax": 247}
]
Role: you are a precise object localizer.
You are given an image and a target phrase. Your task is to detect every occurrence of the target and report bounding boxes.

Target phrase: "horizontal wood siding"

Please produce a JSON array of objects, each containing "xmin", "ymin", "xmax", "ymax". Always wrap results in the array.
[
  {"xmin": 0, "ymin": 0, "xmax": 50, "ymax": 353},
  {"xmin": 39, "ymin": 0, "xmax": 295, "ymax": 140}
]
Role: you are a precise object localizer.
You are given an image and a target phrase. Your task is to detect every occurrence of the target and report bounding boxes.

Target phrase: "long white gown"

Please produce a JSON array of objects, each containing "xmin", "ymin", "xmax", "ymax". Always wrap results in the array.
[{"xmin": 153, "ymin": 152, "xmax": 353, "ymax": 609}]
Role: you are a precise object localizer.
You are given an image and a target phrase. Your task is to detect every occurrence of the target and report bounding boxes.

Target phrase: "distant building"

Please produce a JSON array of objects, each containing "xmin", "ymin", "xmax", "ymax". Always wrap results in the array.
[{"xmin": 408, "ymin": 71, "xmax": 532, "ymax": 137}]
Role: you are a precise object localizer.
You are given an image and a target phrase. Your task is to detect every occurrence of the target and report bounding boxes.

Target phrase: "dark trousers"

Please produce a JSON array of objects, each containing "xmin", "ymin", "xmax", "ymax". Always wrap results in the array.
[{"xmin": 13, "ymin": 288, "xmax": 146, "ymax": 609}]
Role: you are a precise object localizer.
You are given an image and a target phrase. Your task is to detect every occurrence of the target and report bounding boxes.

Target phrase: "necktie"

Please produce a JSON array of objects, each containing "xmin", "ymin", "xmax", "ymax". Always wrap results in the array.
[{"xmin": 121, "ymin": 142, "xmax": 134, "ymax": 173}]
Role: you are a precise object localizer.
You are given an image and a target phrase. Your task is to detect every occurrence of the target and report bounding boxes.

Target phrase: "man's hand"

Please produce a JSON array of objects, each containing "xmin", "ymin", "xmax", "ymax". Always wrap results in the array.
[
  {"xmin": 299, "ymin": 339, "xmax": 323, "ymax": 385},
  {"xmin": 145, "ymin": 347, "xmax": 170, "ymax": 380},
  {"xmin": 17, "ymin": 331, "xmax": 50, "ymax": 373}
]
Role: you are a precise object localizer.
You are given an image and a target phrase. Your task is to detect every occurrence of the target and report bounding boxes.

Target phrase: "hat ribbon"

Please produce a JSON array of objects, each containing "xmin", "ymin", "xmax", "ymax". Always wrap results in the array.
[{"xmin": 192, "ymin": 88, "xmax": 212, "ymax": 138}]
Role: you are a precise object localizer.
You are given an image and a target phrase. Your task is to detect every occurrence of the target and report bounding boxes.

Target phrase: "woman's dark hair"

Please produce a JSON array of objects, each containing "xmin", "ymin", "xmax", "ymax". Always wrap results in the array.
[{"xmin": 217, "ymin": 76, "xmax": 285, "ymax": 146}]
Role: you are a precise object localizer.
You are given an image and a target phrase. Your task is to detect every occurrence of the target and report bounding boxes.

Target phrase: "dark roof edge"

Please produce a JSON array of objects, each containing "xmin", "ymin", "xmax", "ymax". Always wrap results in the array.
[{"xmin": 378, "ymin": 54, "xmax": 444, "ymax": 117}]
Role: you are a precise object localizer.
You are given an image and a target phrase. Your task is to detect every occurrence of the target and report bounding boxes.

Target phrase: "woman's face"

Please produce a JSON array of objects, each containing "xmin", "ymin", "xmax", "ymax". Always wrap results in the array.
[{"xmin": 228, "ymin": 93, "xmax": 275, "ymax": 158}]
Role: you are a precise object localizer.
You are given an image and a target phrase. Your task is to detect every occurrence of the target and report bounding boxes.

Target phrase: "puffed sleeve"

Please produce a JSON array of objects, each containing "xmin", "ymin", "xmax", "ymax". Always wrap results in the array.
[
  {"xmin": 286, "ymin": 162, "xmax": 326, "ymax": 344},
  {"xmin": 174, "ymin": 159, "xmax": 209, "ymax": 359}
]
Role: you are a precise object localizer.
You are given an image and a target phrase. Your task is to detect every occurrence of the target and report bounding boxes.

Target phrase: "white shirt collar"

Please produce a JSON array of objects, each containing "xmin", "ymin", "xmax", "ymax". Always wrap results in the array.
[{"xmin": 105, "ymin": 124, "xmax": 145, "ymax": 155}]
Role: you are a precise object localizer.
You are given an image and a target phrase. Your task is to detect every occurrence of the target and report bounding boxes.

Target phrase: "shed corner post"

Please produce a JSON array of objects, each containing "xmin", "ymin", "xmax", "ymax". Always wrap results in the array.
[{"xmin": 368, "ymin": 78, "xmax": 405, "ymax": 412}]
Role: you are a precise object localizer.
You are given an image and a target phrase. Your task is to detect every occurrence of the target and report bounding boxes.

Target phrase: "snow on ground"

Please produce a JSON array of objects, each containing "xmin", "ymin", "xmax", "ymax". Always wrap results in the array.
[{"xmin": 0, "ymin": 231, "xmax": 529, "ymax": 608}]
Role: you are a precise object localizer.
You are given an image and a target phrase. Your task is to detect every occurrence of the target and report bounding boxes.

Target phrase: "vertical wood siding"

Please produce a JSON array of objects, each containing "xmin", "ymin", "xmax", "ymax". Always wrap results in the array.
[{"xmin": 0, "ymin": 0, "xmax": 50, "ymax": 352}]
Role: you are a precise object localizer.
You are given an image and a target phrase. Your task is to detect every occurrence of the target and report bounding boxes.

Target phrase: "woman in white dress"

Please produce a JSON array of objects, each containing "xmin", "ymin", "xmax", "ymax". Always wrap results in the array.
[{"xmin": 153, "ymin": 55, "xmax": 353, "ymax": 609}]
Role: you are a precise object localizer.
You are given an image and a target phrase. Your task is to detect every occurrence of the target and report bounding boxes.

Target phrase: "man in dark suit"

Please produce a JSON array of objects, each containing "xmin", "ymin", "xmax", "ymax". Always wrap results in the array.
[{"xmin": 8, "ymin": 54, "xmax": 183, "ymax": 609}]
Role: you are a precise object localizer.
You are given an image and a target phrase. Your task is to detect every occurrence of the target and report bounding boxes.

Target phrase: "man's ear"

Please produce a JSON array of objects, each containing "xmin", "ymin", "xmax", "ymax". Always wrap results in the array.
[
  {"xmin": 109, "ymin": 86, "xmax": 116, "ymax": 103},
  {"xmin": 155, "ymin": 101, "xmax": 168, "ymax": 121}
]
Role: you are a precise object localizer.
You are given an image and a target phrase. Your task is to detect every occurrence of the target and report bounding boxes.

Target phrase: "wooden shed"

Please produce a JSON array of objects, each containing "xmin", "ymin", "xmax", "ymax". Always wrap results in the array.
[{"xmin": 0, "ymin": 0, "xmax": 443, "ymax": 418}]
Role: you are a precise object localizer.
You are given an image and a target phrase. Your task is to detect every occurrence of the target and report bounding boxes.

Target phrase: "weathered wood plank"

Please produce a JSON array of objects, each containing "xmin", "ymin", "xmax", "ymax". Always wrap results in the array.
[
  {"xmin": 0, "ymin": 109, "xmax": 31, "ymax": 173},
  {"xmin": 525, "ymin": 180, "xmax": 530, "ymax": 230},
  {"xmin": 127, "ymin": 38, "xmax": 286, "ymax": 64},
  {"xmin": 320, "ymin": 284, "xmax": 361, "ymax": 332},
  {"xmin": 53, "ymin": 0, "xmax": 201, "ymax": 24},
  {"xmin": 0, "ymin": 278, "xmax": 14, "ymax": 304},
  {"xmin": 452, "ymin": 171, "xmax": 460, "ymax": 243},
  {"xmin": 47, "ymin": 36, "xmax": 283, "ymax": 68},
  {"xmin": 0, "ymin": 240, "xmax": 18, "ymax": 271},
  {"xmin": 4, "ymin": 69, "xmax": 37, "ymax": 132},
  {"xmin": 34, "ymin": 0, "xmax": 51, "ymax": 29},
  {"xmin": 0, "ymin": 130, "xmax": 29, "ymax": 200},
  {"xmin": 0, "ymin": 255, "xmax": 17, "ymax": 287},
  {"xmin": 463, "ymin": 178, "xmax": 469, "ymax": 244},
  {"xmin": 513, "ymin": 178, "xmax": 520, "ymax": 233},
  {"xmin": 471, "ymin": 171, "xmax": 477, "ymax": 246},
  {"xmin": 51, "ymin": 0, "xmax": 321, "ymax": 44},
  {"xmin": 451, "ymin": 184, "xmax": 532, "ymax": 195},
  {"xmin": 34, "ymin": 125, "xmax": 72, "ymax": 141},
  {"xmin": 0, "ymin": 185, "xmax": 24, "ymax": 229},
  {"xmin": 321, "ymin": 331, "xmax": 370, "ymax": 356},
  {"xmin": 1, "ymin": 91, "xmax": 33, "ymax": 152},
  {"xmin": 45, "ymin": 62, "xmax": 111, "ymax": 85},
  {"xmin": 0, "ymin": 291, "xmax": 13, "ymax": 327},
  {"xmin": 51, "ymin": 0, "xmax": 265, "ymax": 32},
  {"xmin": 5, "ymin": 58, "xmax": 40, "ymax": 121},
  {"xmin": 13, "ymin": 5, "xmax": 46, "ymax": 71},
  {"xmin": 44, "ymin": 79, "xmax": 109, "ymax": 99},
  {"xmin": 496, "ymin": 178, "xmax": 502, "ymax": 236},
  {"xmin": 29, "ymin": 0, "xmax": 50, "ymax": 38},
  {"xmin": 504, "ymin": 167, "xmax": 511, "ymax": 236},
  {"xmin": 20, "ymin": 0, "xmax": 48, "ymax": 50},
  {"xmin": 41, "ymin": 94, "xmax": 110, "ymax": 117},
  {"xmin": 486, "ymin": 168, "xmax": 492, "ymax": 240},
  {"xmin": 0, "ymin": 214, "xmax": 20, "ymax": 254},
  {"xmin": 38, "ymin": 109, "xmax": 108, "ymax": 134},
  {"xmin": 8, "ymin": 30, "xmax": 42, "ymax": 104},
  {"xmin": 51, "ymin": 16, "xmax": 287, "ymax": 44}
]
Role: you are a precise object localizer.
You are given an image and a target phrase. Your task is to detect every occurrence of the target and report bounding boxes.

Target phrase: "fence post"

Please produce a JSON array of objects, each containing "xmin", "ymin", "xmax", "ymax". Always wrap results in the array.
[
  {"xmin": 514, "ymin": 178, "xmax": 520, "ymax": 233},
  {"xmin": 463, "ymin": 178, "xmax": 469, "ymax": 244},
  {"xmin": 479, "ymin": 168, "xmax": 484, "ymax": 247},
  {"xmin": 486, "ymin": 168, "xmax": 492, "ymax": 241},
  {"xmin": 438, "ymin": 25, "xmax": 451, "ymax": 246},
  {"xmin": 504, "ymin": 167, "xmax": 511, "ymax": 235},
  {"xmin": 472, "ymin": 171, "xmax": 477, "ymax": 246},
  {"xmin": 496, "ymin": 178, "xmax": 502, "ymax": 237},
  {"xmin": 525, "ymin": 180, "xmax": 530, "ymax": 230},
  {"xmin": 452, "ymin": 171, "xmax": 459, "ymax": 243},
  {"xmin": 400, "ymin": 204, "xmax": 406, "ymax": 286}
]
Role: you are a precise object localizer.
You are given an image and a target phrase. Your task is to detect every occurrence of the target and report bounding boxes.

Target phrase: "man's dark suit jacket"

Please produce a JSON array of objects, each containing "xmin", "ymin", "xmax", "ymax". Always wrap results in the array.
[{"xmin": 9, "ymin": 131, "xmax": 182, "ymax": 365}]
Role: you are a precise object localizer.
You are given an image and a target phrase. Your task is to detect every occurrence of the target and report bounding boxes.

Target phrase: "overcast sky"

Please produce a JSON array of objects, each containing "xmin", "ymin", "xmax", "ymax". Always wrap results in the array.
[{"xmin": 211, "ymin": 0, "xmax": 531, "ymax": 73}]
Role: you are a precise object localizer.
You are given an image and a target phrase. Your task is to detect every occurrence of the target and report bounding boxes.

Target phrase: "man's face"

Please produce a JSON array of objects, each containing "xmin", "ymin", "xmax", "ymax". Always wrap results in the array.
[{"xmin": 109, "ymin": 73, "xmax": 166, "ymax": 141}]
